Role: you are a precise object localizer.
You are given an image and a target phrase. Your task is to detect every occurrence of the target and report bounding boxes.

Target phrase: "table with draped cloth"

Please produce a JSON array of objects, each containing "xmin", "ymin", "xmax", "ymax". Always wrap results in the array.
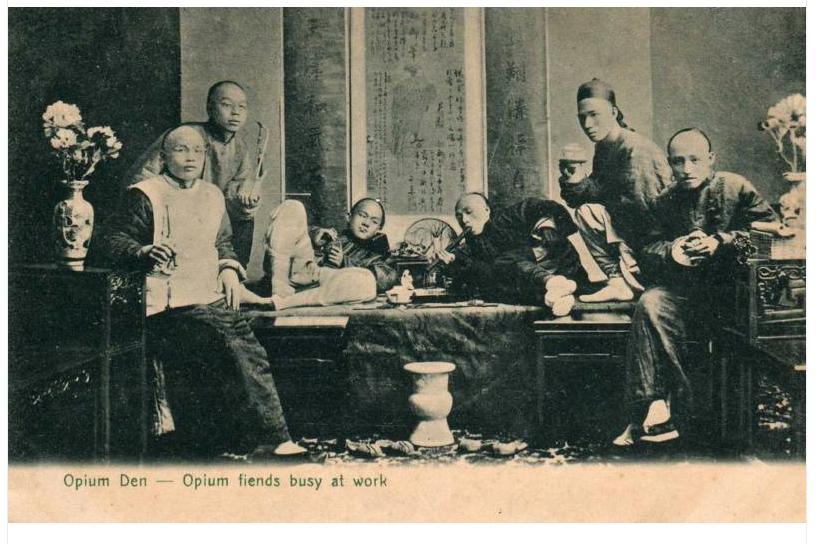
[{"xmin": 149, "ymin": 300, "xmax": 547, "ymax": 440}]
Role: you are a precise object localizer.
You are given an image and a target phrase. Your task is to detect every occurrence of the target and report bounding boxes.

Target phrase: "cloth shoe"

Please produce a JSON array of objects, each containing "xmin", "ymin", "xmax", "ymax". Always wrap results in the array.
[
  {"xmin": 639, "ymin": 421, "xmax": 680, "ymax": 443},
  {"xmin": 612, "ymin": 423, "xmax": 641, "ymax": 447},
  {"xmin": 272, "ymin": 440, "xmax": 308, "ymax": 456}
]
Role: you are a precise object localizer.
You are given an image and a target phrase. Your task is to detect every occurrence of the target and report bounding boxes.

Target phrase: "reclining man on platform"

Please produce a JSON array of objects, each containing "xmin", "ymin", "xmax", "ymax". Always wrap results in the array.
[
  {"xmin": 435, "ymin": 193, "xmax": 587, "ymax": 317},
  {"xmin": 104, "ymin": 124, "xmax": 306, "ymax": 457},
  {"xmin": 612, "ymin": 128, "xmax": 777, "ymax": 446},
  {"xmin": 560, "ymin": 78, "xmax": 672, "ymax": 302},
  {"xmin": 122, "ymin": 80, "xmax": 260, "ymax": 266},
  {"xmin": 257, "ymin": 197, "xmax": 398, "ymax": 310}
]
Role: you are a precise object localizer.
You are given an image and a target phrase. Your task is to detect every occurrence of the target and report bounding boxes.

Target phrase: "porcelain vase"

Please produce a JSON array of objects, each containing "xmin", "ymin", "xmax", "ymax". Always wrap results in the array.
[
  {"xmin": 53, "ymin": 179, "xmax": 94, "ymax": 271},
  {"xmin": 404, "ymin": 361, "xmax": 456, "ymax": 447},
  {"xmin": 779, "ymin": 172, "xmax": 806, "ymax": 230}
]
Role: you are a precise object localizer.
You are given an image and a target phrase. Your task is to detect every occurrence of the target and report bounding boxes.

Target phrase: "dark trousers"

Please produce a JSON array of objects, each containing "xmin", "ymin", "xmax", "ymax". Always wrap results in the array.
[
  {"xmin": 147, "ymin": 299, "xmax": 291, "ymax": 451},
  {"xmin": 230, "ymin": 217, "xmax": 255, "ymax": 268},
  {"xmin": 625, "ymin": 286, "xmax": 712, "ymax": 413}
]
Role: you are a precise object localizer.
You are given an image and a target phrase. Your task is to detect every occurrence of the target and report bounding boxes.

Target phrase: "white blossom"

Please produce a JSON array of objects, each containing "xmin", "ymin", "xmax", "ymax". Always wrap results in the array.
[
  {"xmin": 87, "ymin": 125, "xmax": 114, "ymax": 138},
  {"xmin": 42, "ymin": 101, "xmax": 122, "ymax": 181},
  {"xmin": 42, "ymin": 101, "xmax": 82, "ymax": 128},
  {"xmin": 106, "ymin": 137, "xmax": 123, "ymax": 150},
  {"xmin": 49, "ymin": 127, "xmax": 78, "ymax": 149}
]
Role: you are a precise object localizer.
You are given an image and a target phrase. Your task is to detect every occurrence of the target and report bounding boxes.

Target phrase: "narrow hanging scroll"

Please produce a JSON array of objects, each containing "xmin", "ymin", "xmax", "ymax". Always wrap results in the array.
[{"xmin": 365, "ymin": 8, "xmax": 467, "ymax": 216}]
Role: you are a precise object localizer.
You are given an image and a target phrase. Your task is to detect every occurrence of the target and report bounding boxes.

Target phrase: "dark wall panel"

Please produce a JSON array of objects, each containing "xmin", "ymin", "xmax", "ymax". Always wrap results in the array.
[
  {"xmin": 485, "ymin": 8, "xmax": 549, "ymax": 208},
  {"xmin": 651, "ymin": 7, "xmax": 805, "ymax": 203},
  {"xmin": 283, "ymin": 8, "xmax": 348, "ymax": 230},
  {"xmin": 8, "ymin": 7, "xmax": 181, "ymax": 264}
]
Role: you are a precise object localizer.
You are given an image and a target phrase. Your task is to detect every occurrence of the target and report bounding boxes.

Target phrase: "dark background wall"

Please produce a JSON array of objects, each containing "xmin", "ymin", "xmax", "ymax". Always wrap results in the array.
[
  {"xmin": 546, "ymin": 8, "xmax": 654, "ymax": 198},
  {"xmin": 485, "ymin": 8, "xmax": 550, "ymax": 208},
  {"xmin": 8, "ymin": 8, "xmax": 181, "ymax": 265},
  {"xmin": 650, "ymin": 7, "xmax": 805, "ymax": 203},
  {"xmin": 282, "ymin": 8, "xmax": 349, "ymax": 232},
  {"xmin": 8, "ymin": 7, "xmax": 805, "ymax": 266}
]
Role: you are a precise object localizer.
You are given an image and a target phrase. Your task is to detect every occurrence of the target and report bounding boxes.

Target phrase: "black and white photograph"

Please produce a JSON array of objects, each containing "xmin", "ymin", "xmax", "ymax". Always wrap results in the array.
[{"xmin": 6, "ymin": 4, "xmax": 807, "ymax": 525}]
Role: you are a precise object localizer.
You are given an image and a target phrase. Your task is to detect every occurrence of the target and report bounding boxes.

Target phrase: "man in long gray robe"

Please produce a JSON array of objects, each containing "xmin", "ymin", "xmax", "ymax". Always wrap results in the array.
[{"xmin": 560, "ymin": 79, "xmax": 672, "ymax": 302}]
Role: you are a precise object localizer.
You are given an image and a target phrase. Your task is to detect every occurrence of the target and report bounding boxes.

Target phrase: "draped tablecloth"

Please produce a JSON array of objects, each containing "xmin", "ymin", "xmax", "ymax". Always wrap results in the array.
[{"xmin": 247, "ymin": 301, "xmax": 547, "ymax": 437}]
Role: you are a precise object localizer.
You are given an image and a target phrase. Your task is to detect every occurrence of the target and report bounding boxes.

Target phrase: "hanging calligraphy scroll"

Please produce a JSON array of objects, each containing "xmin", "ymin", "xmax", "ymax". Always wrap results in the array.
[
  {"xmin": 485, "ymin": 8, "xmax": 551, "ymax": 207},
  {"xmin": 364, "ymin": 8, "xmax": 467, "ymax": 217},
  {"xmin": 283, "ymin": 8, "xmax": 348, "ymax": 229}
]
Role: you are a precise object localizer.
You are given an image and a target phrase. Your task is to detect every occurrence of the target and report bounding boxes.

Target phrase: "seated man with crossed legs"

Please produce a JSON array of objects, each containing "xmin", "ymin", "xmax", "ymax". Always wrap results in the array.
[
  {"xmin": 105, "ymin": 125, "xmax": 305, "ymax": 457},
  {"xmin": 260, "ymin": 197, "xmax": 398, "ymax": 310}
]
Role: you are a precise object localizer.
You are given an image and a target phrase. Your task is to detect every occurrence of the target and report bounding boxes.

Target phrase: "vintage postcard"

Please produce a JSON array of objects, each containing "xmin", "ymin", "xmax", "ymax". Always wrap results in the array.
[{"xmin": 7, "ymin": 5, "xmax": 806, "ymax": 524}]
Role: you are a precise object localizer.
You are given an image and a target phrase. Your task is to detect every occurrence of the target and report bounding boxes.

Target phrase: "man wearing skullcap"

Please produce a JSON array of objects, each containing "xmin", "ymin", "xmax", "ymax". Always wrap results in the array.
[
  {"xmin": 560, "ymin": 78, "xmax": 672, "ymax": 302},
  {"xmin": 122, "ymin": 81, "xmax": 260, "ymax": 266}
]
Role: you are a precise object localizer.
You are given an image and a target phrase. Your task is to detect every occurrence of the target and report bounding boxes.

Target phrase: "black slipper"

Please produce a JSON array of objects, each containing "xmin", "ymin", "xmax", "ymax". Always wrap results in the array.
[{"xmin": 639, "ymin": 420, "xmax": 680, "ymax": 443}]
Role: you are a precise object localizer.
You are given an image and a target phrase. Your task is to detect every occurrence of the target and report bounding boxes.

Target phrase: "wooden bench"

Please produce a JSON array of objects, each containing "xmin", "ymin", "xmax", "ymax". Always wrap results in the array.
[
  {"xmin": 533, "ymin": 302, "xmax": 717, "ymax": 446},
  {"xmin": 252, "ymin": 316, "xmax": 350, "ymax": 439}
]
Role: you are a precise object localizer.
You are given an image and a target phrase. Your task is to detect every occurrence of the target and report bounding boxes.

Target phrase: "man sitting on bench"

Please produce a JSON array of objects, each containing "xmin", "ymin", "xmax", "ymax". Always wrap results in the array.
[
  {"xmin": 104, "ymin": 124, "xmax": 305, "ymax": 457},
  {"xmin": 613, "ymin": 128, "xmax": 777, "ymax": 446}
]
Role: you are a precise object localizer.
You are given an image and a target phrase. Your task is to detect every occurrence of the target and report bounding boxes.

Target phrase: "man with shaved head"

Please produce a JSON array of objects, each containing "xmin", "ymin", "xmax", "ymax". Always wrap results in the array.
[
  {"xmin": 612, "ymin": 127, "xmax": 777, "ymax": 447},
  {"xmin": 437, "ymin": 193, "xmax": 585, "ymax": 317},
  {"xmin": 123, "ymin": 80, "xmax": 260, "ymax": 265},
  {"xmin": 259, "ymin": 196, "xmax": 397, "ymax": 310},
  {"xmin": 105, "ymin": 124, "xmax": 305, "ymax": 458}
]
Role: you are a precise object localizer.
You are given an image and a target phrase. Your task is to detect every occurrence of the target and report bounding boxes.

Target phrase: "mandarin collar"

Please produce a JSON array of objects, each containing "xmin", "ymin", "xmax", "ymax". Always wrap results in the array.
[
  {"xmin": 162, "ymin": 172, "xmax": 199, "ymax": 190},
  {"xmin": 205, "ymin": 120, "xmax": 236, "ymax": 144}
]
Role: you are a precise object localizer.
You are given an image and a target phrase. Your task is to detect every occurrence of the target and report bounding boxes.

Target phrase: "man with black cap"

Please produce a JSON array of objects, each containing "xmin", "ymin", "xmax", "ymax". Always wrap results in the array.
[{"xmin": 560, "ymin": 78, "xmax": 672, "ymax": 302}]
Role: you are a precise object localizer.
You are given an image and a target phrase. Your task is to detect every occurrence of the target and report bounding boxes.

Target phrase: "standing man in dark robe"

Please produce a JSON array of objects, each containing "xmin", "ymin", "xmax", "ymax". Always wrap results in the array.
[
  {"xmin": 561, "ymin": 78, "xmax": 672, "ymax": 302},
  {"xmin": 612, "ymin": 128, "xmax": 778, "ymax": 446},
  {"xmin": 437, "ymin": 193, "xmax": 586, "ymax": 317},
  {"xmin": 122, "ymin": 80, "xmax": 260, "ymax": 266}
]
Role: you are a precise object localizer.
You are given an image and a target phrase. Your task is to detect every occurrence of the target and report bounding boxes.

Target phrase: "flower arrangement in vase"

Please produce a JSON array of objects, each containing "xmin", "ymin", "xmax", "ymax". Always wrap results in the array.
[
  {"xmin": 758, "ymin": 93, "xmax": 806, "ymax": 229},
  {"xmin": 42, "ymin": 101, "xmax": 122, "ymax": 270}
]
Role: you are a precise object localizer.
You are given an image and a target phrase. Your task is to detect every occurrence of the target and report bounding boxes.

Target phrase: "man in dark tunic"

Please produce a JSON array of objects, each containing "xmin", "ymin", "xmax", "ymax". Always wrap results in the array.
[
  {"xmin": 613, "ymin": 128, "xmax": 778, "ymax": 446},
  {"xmin": 261, "ymin": 197, "xmax": 398, "ymax": 309},
  {"xmin": 438, "ymin": 193, "xmax": 585, "ymax": 317},
  {"xmin": 561, "ymin": 78, "xmax": 672, "ymax": 302}
]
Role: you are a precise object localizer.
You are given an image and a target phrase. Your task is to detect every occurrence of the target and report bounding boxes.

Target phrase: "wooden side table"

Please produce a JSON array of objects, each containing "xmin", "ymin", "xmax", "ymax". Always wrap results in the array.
[
  {"xmin": 251, "ymin": 315, "xmax": 350, "ymax": 439},
  {"xmin": 720, "ymin": 258, "xmax": 806, "ymax": 457},
  {"xmin": 9, "ymin": 265, "xmax": 147, "ymax": 461},
  {"xmin": 533, "ymin": 311, "xmax": 633, "ymax": 444}
]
